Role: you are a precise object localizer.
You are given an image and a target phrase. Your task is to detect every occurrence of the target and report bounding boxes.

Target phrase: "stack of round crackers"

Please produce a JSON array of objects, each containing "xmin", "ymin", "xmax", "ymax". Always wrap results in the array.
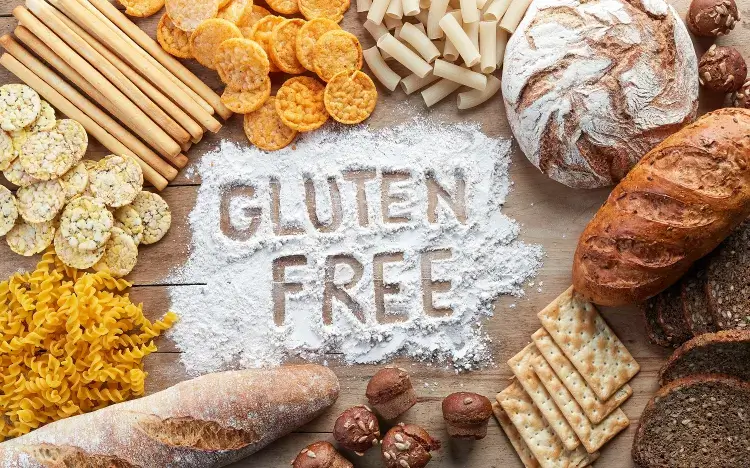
[
  {"xmin": 0, "ymin": 84, "xmax": 172, "ymax": 277},
  {"xmin": 153, "ymin": 0, "xmax": 378, "ymax": 151}
]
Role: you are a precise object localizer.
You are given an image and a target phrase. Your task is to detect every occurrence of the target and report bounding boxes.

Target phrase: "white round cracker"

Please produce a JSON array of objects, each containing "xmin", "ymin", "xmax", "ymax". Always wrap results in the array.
[
  {"xmin": 19, "ymin": 119, "xmax": 88, "ymax": 180},
  {"xmin": 59, "ymin": 196, "xmax": 114, "ymax": 251},
  {"xmin": 113, "ymin": 205, "xmax": 144, "ymax": 246},
  {"xmin": 16, "ymin": 179, "xmax": 66, "ymax": 224},
  {"xmin": 0, "ymin": 84, "xmax": 41, "ymax": 132},
  {"xmin": 60, "ymin": 162, "xmax": 89, "ymax": 202},
  {"xmin": 30, "ymin": 101, "xmax": 56, "ymax": 132},
  {"xmin": 89, "ymin": 154, "xmax": 144, "ymax": 207},
  {"xmin": 165, "ymin": 0, "xmax": 220, "ymax": 32},
  {"xmin": 130, "ymin": 191, "xmax": 171, "ymax": 245},
  {"xmin": 6, "ymin": 220, "xmax": 54, "ymax": 256},
  {"xmin": 54, "ymin": 228, "xmax": 105, "ymax": 269},
  {"xmin": 3, "ymin": 157, "xmax": 39, "ymax": 187},
  {"xmin": 93, "ymin": 227, "xmax": 139, "ymax": 277},
  {"xmin": 0, "ymin": 186, "xmax": 18, "ymax": 237},
  {"xmin": 0, "ymin": 131, "xmax": 13, "ymax": 171}
]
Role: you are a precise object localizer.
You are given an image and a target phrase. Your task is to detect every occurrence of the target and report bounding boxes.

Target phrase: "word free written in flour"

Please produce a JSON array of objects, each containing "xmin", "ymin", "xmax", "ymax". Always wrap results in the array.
[{"xmin": 170, "ymin": 122, "xmax": 543, "ymax": 372}]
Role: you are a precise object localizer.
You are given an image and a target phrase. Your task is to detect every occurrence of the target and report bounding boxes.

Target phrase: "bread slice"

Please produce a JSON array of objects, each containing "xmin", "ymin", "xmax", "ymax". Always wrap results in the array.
[
  {"xmin": 642, "ymin": 298, "xmax": 673, "ymax": 348},
  {"xmin": 632, "ymin": 374, "xmax": 750, "ymax": 468},
  {"xmin": 656, "ymin": 284, "xmax": 692, "ymax": 346},
  {"xmin": 658, "ymin": 329, "xmax": 750, "ymax": 386},
  {"xmin": 706, "ymin": 220, "xmax": 750, "ymax": 330},
  {"xmin": 680, "ymin": 264, "xmax": 716, "ymax": 336}
]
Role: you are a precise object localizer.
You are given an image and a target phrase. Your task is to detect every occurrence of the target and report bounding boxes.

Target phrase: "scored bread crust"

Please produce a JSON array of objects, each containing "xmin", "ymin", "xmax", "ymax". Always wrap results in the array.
[{"xmin": 573, "ymin": 108, "xmax": 750, "ymax": 306}]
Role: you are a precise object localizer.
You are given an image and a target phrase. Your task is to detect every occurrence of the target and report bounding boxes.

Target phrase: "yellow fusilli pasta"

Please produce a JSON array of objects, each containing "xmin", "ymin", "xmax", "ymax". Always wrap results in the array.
[{"xmin": 0, "ymin": 249, "xmax": 178, "ymax": 440}]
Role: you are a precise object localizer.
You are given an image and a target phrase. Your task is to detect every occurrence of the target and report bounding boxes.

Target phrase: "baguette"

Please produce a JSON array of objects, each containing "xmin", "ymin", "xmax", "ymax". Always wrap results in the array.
[
  {"xmin": 573, "ymin": 108, "xmax": 750, "ymax": 306},
  {"xmin": 0, "ymin": 365, "xmax": 339, "ymax": 467}
]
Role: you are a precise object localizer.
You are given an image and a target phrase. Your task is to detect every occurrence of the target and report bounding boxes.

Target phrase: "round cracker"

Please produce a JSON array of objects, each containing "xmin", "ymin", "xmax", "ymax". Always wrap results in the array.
[
  {"xmin": 266, "ymin": 0, "xmax": 298, "ymax": 15},
  {"xmin": 0, "ymin": 84, "xmax": 41, "ymax": 132},
  {"xmin": 313, "ymin": 30, "xmax": 363, "ymax": 82},
  {"xmin": 60, "ymin": 196, "xmax": 114, "ymax": 251},
  {"xmin": 113, "ymin": 205, "xmax": 144, "ymax": 246},
  {"xmin": 9, "ymin": 129, "xmax": 29, "ymax": 161},
  {"xmin": 249, "ymin": 15, "xmax": 285, "ymax": 73},
  {"xmin": 130, "ymin": 191, "xmax": 171, "ymax": 245},
  {"xmin": 7, "ymin": 220, "xmax": 54, "ymax": 256},
  {"xmin": 0, "ymin": 186, "xmax": 18, "ymax": 237},
  {"xmin": 189, "ymin": 19, "xmax": 242, "ymax": 70},
  {"xmin": 16, "ymin": 179, "xmax": 66, "ymax": 224},
  {"xmin": 237, "ymin": 4, "xmax": 270, "ymax": 37},
  {"xmin": 117, "ymin": 0, "xmax": 164, "ymax": 17},
  {"xmin": 269, "ymin": 19, "xmax": 306, "ymax": 74},
  {"xmin": 89, "ymin": 155, "xmax": 144, "ymax": 208},
  {"xmin": 20, "ymin": 119, "xmax": 87, "ymax": 180},
  {"xmin": 165, "ymin": 0, "xmax": 219, "ymax": 32},
  {"xmin": 296, "ymin": 18, "xmax": 340, "ymax": 72},
  {"xmin": 275, "ymin": 76, "xmax": 328, "ymax": 132},
  {"xmin": 243, "ymin": 96, "xmax": 297, "ymax": 151},
  {"xmin": 157, "ymin": 14, "xmax": 192, "ymax": 59},
  {"xmin": 3, "ymin": 158, "xmax": 39, "ymax": 187},
  {"xmin": 0, "ymin": 131, "xmax": 13, "ymax": 171},
  {"xmin": 29, "ymin": 101, "xmax": 56, "ymax": 133},
  {"xmin": 54, "ymin": 229, "xmax": 105, "ymax": 269},
  {"xmin": 60, "ymin": 162, "xmax": 89, "ymax": 202},
  {"xmin": 216, "ymin": 38, "xmax": 270, "ymax": 91},
  {"xmin": 217, "ymin": 0, "xmax": 249, "ymax": 23},
  {"xmin": 299, "ymin": 0, "xmax": 349, "ymax": 22},
  {"xmin": 93, "ymin": 227, "xmax": 139, "ymax": 277},
  {"xmin": 221, "ymin": 77, "xmax": 271, "ymax": 113},
  {"xmin": 324, "ymin": 70, "xmax": 377, "ymax": 124}
]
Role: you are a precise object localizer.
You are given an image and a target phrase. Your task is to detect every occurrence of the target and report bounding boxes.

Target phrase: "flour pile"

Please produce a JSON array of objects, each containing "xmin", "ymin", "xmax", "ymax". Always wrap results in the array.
[{"xmin": 168, "ymin": 119, "xmax": 544, "ymax": 374}]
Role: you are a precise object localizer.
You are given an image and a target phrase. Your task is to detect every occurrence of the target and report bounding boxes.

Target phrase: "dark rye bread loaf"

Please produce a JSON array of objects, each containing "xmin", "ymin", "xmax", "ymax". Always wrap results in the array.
[
  {"xmin": 656, "ymin": 284, "xmax": 692, "ymax": 346},
  {"xmin": 642, "ymin": 298, "xmax": 673, "ymax": 348},
  {"xmin": 706, "ymin": 220, "xmax": 750, "ymax": 330},
  {"xmin": 632, "ymin": 375, "xmax": 750, "ymax": 468},
  {"xmin": 659, "ymin": 330, "xmax": 750, "ymax": 386},
  {"xmin": 680, "ymin": 265, "xmax": 716, "ymax": 336}
]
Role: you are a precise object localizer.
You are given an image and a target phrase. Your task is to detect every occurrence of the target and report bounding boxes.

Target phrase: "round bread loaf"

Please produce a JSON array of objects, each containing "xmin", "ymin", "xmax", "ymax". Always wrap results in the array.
[{"xmin": 501, "ymin": 0, "xmax": 698, "ymax": 189}]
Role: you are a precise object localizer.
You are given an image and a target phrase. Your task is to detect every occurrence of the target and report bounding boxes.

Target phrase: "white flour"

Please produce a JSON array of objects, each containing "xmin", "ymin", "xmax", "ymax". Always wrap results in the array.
[{"xmin": 168, "ymin": 119, "xmax": 544, "ymax": 374}]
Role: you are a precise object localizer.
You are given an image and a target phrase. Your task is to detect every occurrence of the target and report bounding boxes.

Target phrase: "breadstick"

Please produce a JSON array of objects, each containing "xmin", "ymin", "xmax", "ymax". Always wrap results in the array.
[
  {"xmin": 0, "ymin": 52, "xmax": 169, "ymax": 190},
  {"xmin": 14, "ymin": 26, "xmax": 188, "ymax": 171},
  {"xmin": 79, "ymin": 0, "xmax": 231, "ymax": 121},
  {"xmin": 53, "ymin": 9, "xmax": 203, "ymax": 142},
  {"xmin": 29, "ymin": 0, "xmax": 191, "ymax": 147},
  {"xmin": 499, "ymin": 0, "xmax": 532, "ymax": 33},
  {"xmin": 13, "ymin": 5, "xmax": 181, "ymax": 159}
]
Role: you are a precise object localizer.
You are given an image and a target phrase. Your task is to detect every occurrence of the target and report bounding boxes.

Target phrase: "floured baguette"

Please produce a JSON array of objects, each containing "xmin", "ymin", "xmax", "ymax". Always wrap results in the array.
[{"xmin": 0, "ymin": 365, "xmax": 340, "ymax": 467}]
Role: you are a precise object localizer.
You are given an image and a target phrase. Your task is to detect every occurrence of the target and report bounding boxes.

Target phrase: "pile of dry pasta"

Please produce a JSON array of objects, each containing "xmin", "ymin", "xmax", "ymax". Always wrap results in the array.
[{"xmin": 0, "ymin": 248, "xmax": 178, "ymax": 439}]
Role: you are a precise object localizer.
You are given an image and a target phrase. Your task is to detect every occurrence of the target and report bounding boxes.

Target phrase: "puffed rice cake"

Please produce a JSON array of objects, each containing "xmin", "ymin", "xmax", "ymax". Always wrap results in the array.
[
  {"xmin": 237, "ymin": 4, "xmax": 271, "ymax": 37},
  {"xmin": 217, "ymin": 0, "xmax": 249, "ymax": 23},
  {"xmin": 3, "ymin": 157, "xmax": 39, "ymax": 187},
  {"xmin": 59, "ymin": 196, "xmax": 114, "ymax": 251},
  {"xmin": 189, "ymin": 18, "xmax": 242, "ymax": 69},
  {"xmin": 324, "ymin": 70, "xmax": 377, "ymax": 124},
  {"xmin": 0, "ymin": 130, "xmax": 13, "ymax": 171},
  {"xmin": 89, "ymin": 154, "xmax": 144, "ymax": 208},
  {"xmin": 0, "ymin": 84, "xmax": 41, "ymax": 132},
  {"xmin": 113, "ymin": 205, "xmax": 144, "ymax": 246},
  {"xmin": 243, "ymin": 97, "xmax": 297, "ymax": 151},
  {"xmin": 16, "ymin": 179, "xmax": 66, "ymax": 224},
  {"xmin": 165, "ymin": 0, "xmax": 219, "ymax": 32},
  {"xmin": 130, "ymin": 191, "xmax": 172, "ymax": 245},
  {"xmin": 298, "ymin": 0, "xmax": 349, "ymax": 22},
  {"xmin": 275, "ymin": 76, "xmax": 328, "ymax": 132},
  {"xmin": 6, "ymin": 220, "xmax": 54, "ymax": 256},
  {"xmin": 54, "ymin": 229, "xmax": 105, "ymax": 269},
  {"xmin": 118, "ymin": 0, "xmax": 164, "ymax": 17},
  {"xmin": 216, "ymin": 38, "xmax": 270, "ymax": 91},
  {"xmin": 0, "ymin": 186, "xmax": 18, "ymax": 237},
  {"xmin": 29, "ymin": 100, "xmax": 56, "ymax": 132},
  {"xmin": 19, "ymin": 119, "xmax": 87, "ymax": 180},
  {"xmin": 157, "ymin": 14, "xmax": 192, "ymax": 58},
  {"xmin": 270, "ymin": 18, "xmax": 307, "ymax": 74},
  {"xmin": 59, "ymin": 162, "xmax": 89, "ymax": 202},
  {"xmin": 313, "ymin": 30, "xmax": 363, "ymax": 82},
  {"xmin": 296, "ymin": 18, "xmax": 340, "ymax": 72},
  {"xmin": 266, "ymin": 0, "xmax": 298, "ymax": 15},
  {"xmin": 249, "ymin": 15, "xmax": 284, "ymax": 73},
  {"xmin": 221, "ymin": 77, "xmax": 271, "ymax": 114},
  {"xmin": 93, "ymin": 227, "xmax": 139, "ymax": 277}
]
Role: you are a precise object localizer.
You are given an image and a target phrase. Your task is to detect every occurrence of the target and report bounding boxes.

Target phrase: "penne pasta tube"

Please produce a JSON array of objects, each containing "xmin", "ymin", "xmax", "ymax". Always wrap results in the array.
[
  {"xmin": 464, "ymin": 19, "xmax": 479, "ymax": 52},
  {"xmin": 427, "ymin": 0, "xmax": 449, "ymax": 39},
  {"xmin": 401, "ymin": 72, "xmax": 440, "ymax": 94},
  {"xmin": 402, "ymin": 0, "xmax": 420, "ymax": 15},
  {"xmin": 384, "ymin": 15, "xmax": 403, "ymax": 29},
  {"xmin": 357, "ymin": 0, "xmax": 373, "ymax": 12},
  {"xmin": 433, "ymin": 59, "xmax": 487, "ymax": 89},
  {"xmin": 364, "ymin": 19, "xmax": 390, "ymax": 40},
  {"xmin": 394, "ymin": 25, "xmax": 403, "ymax": 39},
  {"xmin": 421, "ymin": 78, "xmax": 461, "ymax": 106},
  {"xmin": 415, "ymin": 8, "xmax": 429, "ymax": 23},
  {"xmin": 363, "ymin": 46, "xmax": 401, "ymax": 91},
  {"xmin": 439, "ymin": 13, "xmax": 480, "ymax": 66},
  {"xmin": 499, "ymin": 0, "xmax": 532, "ymax": 33},
  {"xmin": 479, "ymin": 20, "xmax": 497, "ymax": 73},
  {"xmin": 399, "ymin": 22, "xmax": 441, "ymax": 63},
  {"xmin": 457, "ymin": 74, "xmax": 501, "ymax": 109},
  {"xmin": 413, "ymin": 22, "xmax": 427, "ymax": 34},
  {"xmin": 460, "ymin": 0, "xmax": 479, "ymax": 23},
  {"xmin": 367, "ymin": 0, "xmax": 391, "ymax": 24},
  {"xmin": 483, "ymin": 0, "xmax": 511, "ymax": 21},
  {"xmin": 386, "ymin": 0, "xmax": 403, "ymax": 19},
  {"xmin": 496, "ymin": 27, "xmax": 508, "ymax": 67},
  {"xmin": 476, "ymin": 0, "xmax": 489, "ymax": 9},
  {"xmin": 377, "ymin": 33, "xmax": 433, "ymax": 77},
  {"xmin": 443, "ymin": 36, "xmax": 459, "ymax": 61}
]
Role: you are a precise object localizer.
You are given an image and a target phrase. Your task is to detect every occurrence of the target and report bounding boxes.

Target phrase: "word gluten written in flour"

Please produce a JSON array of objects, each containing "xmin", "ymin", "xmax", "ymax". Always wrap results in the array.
[{"xmin": 169, "ymin": 121, "xmax": 544, "ymax": 373}]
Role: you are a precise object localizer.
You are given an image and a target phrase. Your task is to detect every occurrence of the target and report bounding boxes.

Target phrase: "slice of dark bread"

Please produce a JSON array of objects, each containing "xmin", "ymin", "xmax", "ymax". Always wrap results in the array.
[
  {"xmin": 659, "ymin": 330, "xmax": 750, "ymax": 386},
  {"xmin": 632, "ymin": 374, "xmax": 750, "ymax": 468},
  {"xmin": 642, "ymin": 298, "xmax": 673, "ymax": 348},
  {"xmin": 680, "ymin": 265, "xmax": 716, "ymax": 336},
  {"xmin": 656, "ymin": 284, "xmax": 692, "ymax": 346},
  {"xmin": 706, "ymin": 220, "xmax": 750, "ymax": 330}
]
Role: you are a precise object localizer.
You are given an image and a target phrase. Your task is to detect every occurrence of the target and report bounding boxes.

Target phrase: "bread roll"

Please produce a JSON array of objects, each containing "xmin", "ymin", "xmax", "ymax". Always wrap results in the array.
[
  {"xmin": 573, "ymin": 108, "xmax": 750, "ymax": 306},
  {"xmin": 0, "ymin": 365, "xmax": 339, "ymax": 467},
  {"xmin": 501, "ymin": 0, "xmax": 698, "ymax": 189}
]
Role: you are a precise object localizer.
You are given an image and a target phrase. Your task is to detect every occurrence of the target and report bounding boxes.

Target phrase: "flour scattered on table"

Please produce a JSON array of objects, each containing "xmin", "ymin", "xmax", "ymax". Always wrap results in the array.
[{"xmin": 169, "ymin": 119, "xmax": 543, "ymax": 374}]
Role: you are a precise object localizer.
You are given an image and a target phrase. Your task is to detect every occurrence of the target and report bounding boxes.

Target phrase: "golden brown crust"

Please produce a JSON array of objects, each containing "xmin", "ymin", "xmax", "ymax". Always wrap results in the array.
[{"xmin": 573, "ymin": 108, "xmax": 750, "ymax": 306}]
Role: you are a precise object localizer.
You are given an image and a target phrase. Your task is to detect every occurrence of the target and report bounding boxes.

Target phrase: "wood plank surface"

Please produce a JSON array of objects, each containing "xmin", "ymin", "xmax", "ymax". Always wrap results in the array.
[{"xmin": 0, "ymin": 0, "xmax": 748, "ymax": 466}]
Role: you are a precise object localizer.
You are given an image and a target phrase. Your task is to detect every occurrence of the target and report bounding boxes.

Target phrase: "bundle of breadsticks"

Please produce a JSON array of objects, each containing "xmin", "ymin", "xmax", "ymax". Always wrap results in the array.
[{"xmin": 361, "ymin": 0, "xmax": 531, "ymax": 108}]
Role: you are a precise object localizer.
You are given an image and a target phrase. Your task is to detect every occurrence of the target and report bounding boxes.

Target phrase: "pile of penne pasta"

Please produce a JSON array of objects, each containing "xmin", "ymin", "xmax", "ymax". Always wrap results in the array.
[{"xmin": 359, "ymin": 0, "xmax": 531, "ymax": 109}]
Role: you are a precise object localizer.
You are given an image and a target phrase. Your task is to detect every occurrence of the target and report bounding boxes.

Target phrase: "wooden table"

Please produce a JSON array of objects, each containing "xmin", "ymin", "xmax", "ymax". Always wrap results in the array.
[{"xmin": 0, "ymin": 1, "xmax": 748, "ymax": 466}]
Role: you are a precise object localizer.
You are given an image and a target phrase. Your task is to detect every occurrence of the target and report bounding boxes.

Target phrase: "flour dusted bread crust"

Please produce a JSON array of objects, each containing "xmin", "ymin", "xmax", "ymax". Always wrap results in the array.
[
  {"xmin": 0, "ymin": 365, "xmax": 339, "ymax": 467},
  {"xmin": 573, "ymin": 109, "xmax": 750, "ymax": 306},
  {"xmin": 501, "ymin": 0, "xmax": 698, "ymax": 189}
]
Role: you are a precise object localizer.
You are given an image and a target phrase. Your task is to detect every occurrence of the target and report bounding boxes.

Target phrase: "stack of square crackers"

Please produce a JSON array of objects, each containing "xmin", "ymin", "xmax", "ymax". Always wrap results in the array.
[{"xmin": 493, "ymin": 286, "xmax": 640, "ymax": 468}]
